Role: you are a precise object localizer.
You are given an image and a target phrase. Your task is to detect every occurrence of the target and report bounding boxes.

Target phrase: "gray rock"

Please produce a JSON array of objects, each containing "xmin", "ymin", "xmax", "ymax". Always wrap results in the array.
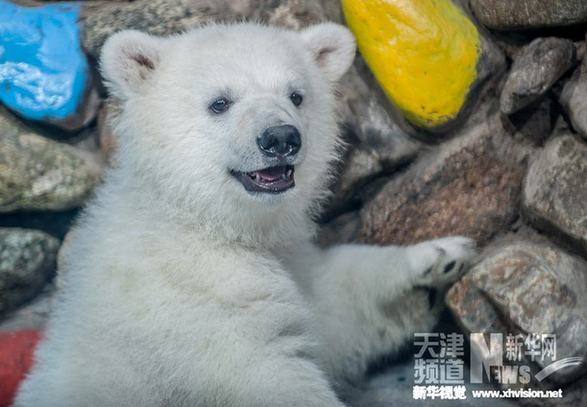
[
  {"xmin": 0, "ymin": 228, "xmax": 59, "ymax": 317},
  {"xmin": 324, "ymin": 137, "xmax": 420, "ymax": 219},
  {"xmin": 470, "ymin": 0, "xmax": 587, "ymax": 30},
  {"xmin": 501, "ymin": 38, "xmax": 576, "ymax": 115},
  {"xmin": 245, "ymin": 0, "xmax": 326, "ymax": 29},
  {"xmin": 448, "ymin": 239, "xmax": 587, "ymax": 385},
  {"xmin": 357, "ymin": 110, "xmax": 524, "ymax": 247},
  {"xmin": 561, "ymin": 57, "xmax": 587, "ymax": 141},
  {"xmin": 0, "ymin": 109, "xmax": 101, "ymax": 213},
  {"xmin": 81, "ymin": 0, "xmax": 327, "ymax": 58},
  {"xmin": 324, "ymin": 57, "xmax": 423, "ymax": 219},
  {"xmin": 505, "ymin": 96, "xmax": 556, "ymax": 145},
  {"xmin": 337, "ymin": 58, "xmax": 419, "ymax": 146},
  {"xmin": 81, "ymin": 0, "xmax": 234, "ymax": 58},
  {"xmin": 0, "ymin": 283, "xmax": 55, "ymax": 332},
  {"xmin": 523, "ymin": 135, "xmax": 587, "ymax": 255}
]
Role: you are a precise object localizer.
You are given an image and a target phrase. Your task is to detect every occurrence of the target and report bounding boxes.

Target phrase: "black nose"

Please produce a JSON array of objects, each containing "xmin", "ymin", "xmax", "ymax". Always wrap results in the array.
[{"xmin": 257, "ymin": 125, "xmax": 301, "ymax": 158}]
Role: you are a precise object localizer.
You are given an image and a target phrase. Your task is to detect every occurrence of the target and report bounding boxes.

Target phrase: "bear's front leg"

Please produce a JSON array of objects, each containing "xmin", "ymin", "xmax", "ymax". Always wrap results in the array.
[
  {"xmin": 288, "ymin": 237, "xmax": 475, "ymax": 391},
  {"xmin": 405, "ymin": 236, "xmax": 477, "ymax": 293}
]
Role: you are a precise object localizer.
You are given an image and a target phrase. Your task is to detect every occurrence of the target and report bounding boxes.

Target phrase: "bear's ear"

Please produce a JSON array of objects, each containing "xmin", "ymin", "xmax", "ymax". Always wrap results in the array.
[
  {"xmin": 100, "ymin": 30, "xmax": 163, "ymax": 99},
  {"xmin": 300, "ymin": 23, "xmax": 356, "ymax": 82}
]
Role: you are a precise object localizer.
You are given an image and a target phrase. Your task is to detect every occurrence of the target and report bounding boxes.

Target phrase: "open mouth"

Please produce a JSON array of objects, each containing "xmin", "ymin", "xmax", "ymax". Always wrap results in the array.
[{"xmin": 231, "ymin": 165, "xmax": 295, "ymax": 194}]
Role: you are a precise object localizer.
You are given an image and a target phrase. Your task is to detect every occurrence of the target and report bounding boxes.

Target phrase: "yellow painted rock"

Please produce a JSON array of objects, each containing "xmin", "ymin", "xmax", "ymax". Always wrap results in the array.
[{"xmin": 342, "ymin": 0, "xmax": 482, "ymax": 129}]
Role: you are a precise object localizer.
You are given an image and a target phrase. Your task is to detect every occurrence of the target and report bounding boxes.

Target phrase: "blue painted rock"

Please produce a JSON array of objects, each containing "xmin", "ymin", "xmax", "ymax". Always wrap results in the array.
[{"xmin": 0, "ymin": 0, "xmax": 98, "ymax": 131}]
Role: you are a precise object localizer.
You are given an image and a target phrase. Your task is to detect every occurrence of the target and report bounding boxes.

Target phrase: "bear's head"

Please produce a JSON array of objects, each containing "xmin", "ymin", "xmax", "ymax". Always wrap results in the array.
[{"xmin": 100, "ymin": 23, "xmax": 355, "ymax": 242}]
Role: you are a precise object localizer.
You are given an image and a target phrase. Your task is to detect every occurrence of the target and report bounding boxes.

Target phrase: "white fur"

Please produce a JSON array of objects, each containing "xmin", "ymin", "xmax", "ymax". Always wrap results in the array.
[{"xmin": 15, "ymin": 23, "xmax": 475, "ymax": 407}]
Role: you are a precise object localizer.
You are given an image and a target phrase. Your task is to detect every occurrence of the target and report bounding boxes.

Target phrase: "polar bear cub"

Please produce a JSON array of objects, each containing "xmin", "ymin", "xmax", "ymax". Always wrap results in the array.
[{"xmin": 15, "ymin": 22, "xmax": 475, "ymax": 407}]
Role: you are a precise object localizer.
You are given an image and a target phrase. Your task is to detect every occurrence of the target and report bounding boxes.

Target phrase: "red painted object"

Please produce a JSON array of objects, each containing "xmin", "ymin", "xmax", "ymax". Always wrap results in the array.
[{"xmin": 0, "ymin": 330, "xmax": 41, "ymax": 407}]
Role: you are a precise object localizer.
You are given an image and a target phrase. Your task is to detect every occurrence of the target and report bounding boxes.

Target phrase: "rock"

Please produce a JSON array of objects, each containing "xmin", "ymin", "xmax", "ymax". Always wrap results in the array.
[
  {"xmin": 470, "ymin": 0, "xmax": 587, "ymax": 30},
  {"xmin": 357, "ymin": 110, "xmax": 524, "ymax": 247},
  {"xmin": 522, "ymin": 135, "xmax": 587, "ymax": 255},
  {"xmin": 80, "ymin": 0, "xmax": 234, "ymax": 58},
  {"xmin": 81, "ymin": 0, "xmax": 328, "ymax": 58},
  {"xmin": 504, "ymin": 96, "xmax": 557, "ymax": 145},
  {"xmin": 0, "ymin": 284, "xmax": 54, "ymax": 332},
  {"xmin": 0, "ymin": 109, "xmax": 101, "ymax": 213},
  {"xmin": 323, "ymin": 55, "xmax": 424, "ymax": 221},
  {"xmin": 341, "ymin": 0, "xmax": 505, "ymax": 132},
  {"xmin": 338, "ymin": 60, "xmax": 419, "ymax": 146},
  {"xmin": 0, "ymin": 228, "xmax": 59, "ymax": 317},
  {"xmin": 447, "ymin": 239, "xmax": 587, "ymax": 384},
  {"xmin": 501, "ymin": 38, "xmax": 576, "ymax": 115},
  {"xmin": 324, "ymin": 136, "xmax": 420, "ymax": 219},
  {"xmin": 330, "ymin": 55, "xmax": 424, "ymax": 187},
  {"xmin": 0, "ymin": 0, "xmax": 98, "ymax": 131},
  {"xmin": 560, "ymin": 57, "xmax": 587, "ymax": 140},
  {"xmin": 245, "ymin": 0, "xmax": 325, "ymax": 29}
]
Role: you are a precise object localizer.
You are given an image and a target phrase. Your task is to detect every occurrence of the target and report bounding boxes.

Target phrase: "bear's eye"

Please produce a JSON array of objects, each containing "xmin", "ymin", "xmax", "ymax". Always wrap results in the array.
[
  {"xmin": 209, "ymin": 97, "xmax": 231, "ymax": 114},
  {"xmin": 289, "ymin": 92, "xmax": 303, "ymax": 107}
]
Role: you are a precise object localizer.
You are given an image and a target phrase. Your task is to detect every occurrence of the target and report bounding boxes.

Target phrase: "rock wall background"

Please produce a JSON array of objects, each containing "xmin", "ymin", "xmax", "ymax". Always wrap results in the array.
[{"xmin": 1, "ymin": 0, "xmax": 587, "ymax": 406}]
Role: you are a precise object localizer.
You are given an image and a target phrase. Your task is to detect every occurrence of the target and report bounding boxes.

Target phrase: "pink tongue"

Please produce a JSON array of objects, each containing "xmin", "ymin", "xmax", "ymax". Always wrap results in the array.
[{"xmin": 256, "ymin": 167, "xmax": 284, "ymax": 181}]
